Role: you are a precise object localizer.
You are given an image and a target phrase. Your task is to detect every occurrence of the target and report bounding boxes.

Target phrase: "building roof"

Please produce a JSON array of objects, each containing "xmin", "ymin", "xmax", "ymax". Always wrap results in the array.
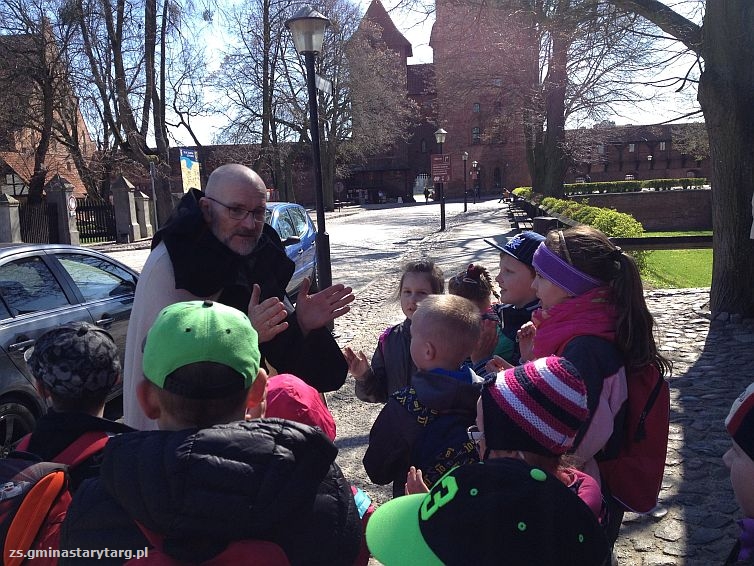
[
  {"xmin": 362, "ymin": 0, "xmax": 413, "ymax": 58},
  {"xmin": 0, "ymin": 151, "xmax": 88, "ymax": 197}
]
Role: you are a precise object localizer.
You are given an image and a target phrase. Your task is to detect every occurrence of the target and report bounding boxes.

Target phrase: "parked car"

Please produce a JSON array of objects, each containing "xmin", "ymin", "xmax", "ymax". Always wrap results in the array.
[
  {"xmin": 265, "ymin": 202, "xmax": 317, "ymax": 299},
  {"xmin": 0, "ymin": 243, "xmax": 137, "ymax": 455}
]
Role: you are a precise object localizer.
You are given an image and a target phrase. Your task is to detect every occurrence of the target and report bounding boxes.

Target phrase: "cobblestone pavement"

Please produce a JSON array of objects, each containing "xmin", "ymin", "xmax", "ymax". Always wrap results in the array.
[{"xmin": 98, "ymin": 201, "xmax": 754, "ymax": 564}]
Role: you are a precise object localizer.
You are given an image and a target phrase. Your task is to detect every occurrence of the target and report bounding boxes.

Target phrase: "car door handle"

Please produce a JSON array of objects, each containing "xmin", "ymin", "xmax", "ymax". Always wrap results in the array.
[
  {"xmin": 8, "ymin": 338, "xmax": 35, "ymax": 352},
  {"xmin": 96, "ymin": 316, "xmax": 115, "ymax": 326}
]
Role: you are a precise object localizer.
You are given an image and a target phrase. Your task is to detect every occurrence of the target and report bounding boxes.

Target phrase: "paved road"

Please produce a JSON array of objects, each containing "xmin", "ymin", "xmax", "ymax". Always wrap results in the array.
[{"xmin": 102, "ymin": 199, "xmax": 754, "ymax": 564}]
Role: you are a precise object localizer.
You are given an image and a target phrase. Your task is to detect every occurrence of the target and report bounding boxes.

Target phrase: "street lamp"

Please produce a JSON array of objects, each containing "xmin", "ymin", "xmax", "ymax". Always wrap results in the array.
[
  {"xmin": 434, "ymin": 128, "xmax": 447, "ymax": 231},
  {"xmin": 647, "ymin": 154, "xmax": 654, "ymax": 170},
  {"xmin": 462, "ymin": 151, "xmax": 468, "ymax": 212},
  {"xmin": 286, "ymin": 6, "xmax": 332, "ymax": 290}
]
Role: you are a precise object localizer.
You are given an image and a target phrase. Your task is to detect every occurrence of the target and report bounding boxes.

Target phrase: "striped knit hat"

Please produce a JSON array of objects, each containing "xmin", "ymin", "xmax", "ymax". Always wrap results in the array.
[
  {"xmin": 725, "ymin": 382, "xmax": 754, "ymax": 461},
  {"xmin": 482, "ymin": 356, "xmax": 589, "ymax": 456}
]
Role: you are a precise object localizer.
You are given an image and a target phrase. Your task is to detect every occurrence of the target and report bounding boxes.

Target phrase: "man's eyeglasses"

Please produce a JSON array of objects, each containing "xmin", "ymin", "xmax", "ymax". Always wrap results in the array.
[
  {"xmin": 467, "ymin": 425, "xmax": 484, "ymax": 445},
  {"xmin": 205, "ymin": 196, "xmax": 266, "ymax": 223}
]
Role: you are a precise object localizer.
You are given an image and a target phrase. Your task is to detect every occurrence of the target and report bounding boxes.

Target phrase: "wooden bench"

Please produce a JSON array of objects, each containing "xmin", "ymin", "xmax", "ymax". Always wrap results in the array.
[{"xmin": 507, "ymin": 200, "xmax": 534, "ymax": 230}]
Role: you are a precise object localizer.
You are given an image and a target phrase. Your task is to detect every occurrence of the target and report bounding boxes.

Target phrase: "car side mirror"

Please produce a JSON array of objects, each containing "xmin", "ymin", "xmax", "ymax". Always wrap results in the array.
[{"xmin": 282, "ymin": 236, "xmax": 301, "ymax": 246}]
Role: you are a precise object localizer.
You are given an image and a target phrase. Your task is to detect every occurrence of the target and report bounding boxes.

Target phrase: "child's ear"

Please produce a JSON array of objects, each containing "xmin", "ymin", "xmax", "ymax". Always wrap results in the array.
[
  {"xmin": 420, "ymin": 339, "xmax": 436, "ymax": 364},
  {"xmin": 245, "ymin": 369, "xmax": 268, "ymax": 420},
  {"xmin": 136, "ymin": 379, "xmax": 162, "ymax": 421}
]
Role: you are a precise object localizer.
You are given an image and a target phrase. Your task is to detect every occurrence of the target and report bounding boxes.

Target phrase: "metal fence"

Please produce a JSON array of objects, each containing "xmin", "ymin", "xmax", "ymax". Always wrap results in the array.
[
  {"xmin": 75, "ymin": 197, "xmax": 116, "ymax": 243},
  {"xmin": 18, "ymin": 201, "xmax": 58, "ymax": 243}
]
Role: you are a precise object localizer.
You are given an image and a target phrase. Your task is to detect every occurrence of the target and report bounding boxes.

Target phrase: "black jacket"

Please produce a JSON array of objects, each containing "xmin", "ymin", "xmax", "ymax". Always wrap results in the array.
[
  {"xmin": 60, "ymin": 419, "xmax": 362, "ymax": 565},
  {"xmin": 23, "ymin": 410, "xmax": 134, "ymax": 491},
  {"xmin": 153, "ymin": 189, "xmax": 347, "ymax": 392},
  {"xmin": 363, "ymin": 369, "xmax": 482, "ymax": 497}
]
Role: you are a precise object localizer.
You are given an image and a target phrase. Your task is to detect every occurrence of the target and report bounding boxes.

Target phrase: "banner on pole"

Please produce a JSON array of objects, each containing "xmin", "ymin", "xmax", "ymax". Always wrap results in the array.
[{"xmin": 180, "ymin": 149, "xmax": 202, "ymax": 193}]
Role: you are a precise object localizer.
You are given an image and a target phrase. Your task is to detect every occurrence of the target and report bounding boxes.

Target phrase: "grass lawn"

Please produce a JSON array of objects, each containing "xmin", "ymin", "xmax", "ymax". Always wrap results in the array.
[{"xmin": 640, "ymin": 231, "xmax": 713, "ymax": 289}]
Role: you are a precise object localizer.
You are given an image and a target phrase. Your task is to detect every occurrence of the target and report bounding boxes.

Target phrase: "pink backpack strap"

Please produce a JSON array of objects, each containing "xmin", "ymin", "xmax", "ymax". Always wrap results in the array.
[
  {"xmin": 53, "ymin": 431, "xmax": 111, "ymax": 467},
  {"xmin": 14, "ymin": 433, "xmax": 32, "ymax": 453}
]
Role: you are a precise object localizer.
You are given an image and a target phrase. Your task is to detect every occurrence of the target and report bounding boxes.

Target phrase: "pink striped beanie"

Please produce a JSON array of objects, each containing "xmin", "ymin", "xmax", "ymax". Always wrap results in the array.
[{"xmin": 482, "ymin": 356, "xmax": 589, "ymax": 456}]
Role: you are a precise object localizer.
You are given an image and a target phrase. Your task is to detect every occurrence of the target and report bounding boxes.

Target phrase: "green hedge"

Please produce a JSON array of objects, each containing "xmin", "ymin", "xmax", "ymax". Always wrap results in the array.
[
  {"xmin": 559, "ymin": 177, "xmax": 707, "ymax": 195},
  {"xmin": 512, "ymin": 187, "xmax": 647, "ymax": 270},
  {"xmin": 639, "ymin": 178, "xmax": 707, "ymax": 190}
]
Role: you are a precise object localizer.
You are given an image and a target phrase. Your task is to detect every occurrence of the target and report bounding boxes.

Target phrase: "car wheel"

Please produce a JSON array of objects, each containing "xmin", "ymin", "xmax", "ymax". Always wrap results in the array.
[{"xmin": 0, "ymin": 400, "xmax": 36, "ymax": 457}]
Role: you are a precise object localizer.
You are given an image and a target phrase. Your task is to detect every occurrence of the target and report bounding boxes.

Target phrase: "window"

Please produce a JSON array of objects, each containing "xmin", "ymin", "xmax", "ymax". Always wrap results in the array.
[
  {"xmin": 472, "ymin": 127, "xmax": 481, "ymax": 144},
  {"xmin": 473, "ymin": 103, "xmax": 480, "ymax": 113},
  {"xmin": 287, "ymin": 207, "xmax": 310, "ymax": 238},
  {"xmin": 56, "ymin": 253, "xmax": 135, "ymax": 301},
  {"xmin": 0, "ymin": 257, "xmax": 69, "ymax": 316},
  {"xmin": 596, "ymin": 144, "xmax": 605, "ymax": 155},
  {"xmin": 659, "ymin": 141, "xmax": 666, "ymax": 151},
  {"xmin": 628, "ymin": 143, "xmax": 635, "ymax": 153},
  {"xmin": 274, "ymin": 211, "xmax": 296, "ymax": 241},
  {"xmin": 420, "ymin": 139, "xmax": 427, "ymax": 153}
]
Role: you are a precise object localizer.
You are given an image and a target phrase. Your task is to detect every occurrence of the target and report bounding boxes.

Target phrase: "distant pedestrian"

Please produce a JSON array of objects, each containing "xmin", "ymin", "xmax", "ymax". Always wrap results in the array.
[
  {"xmin": 423, "ymin": 187, "xmax": 429, "ymax": 203},
  {"xmin": 344, "ymin": 259, "xmax": 444, "ymax": 404}
]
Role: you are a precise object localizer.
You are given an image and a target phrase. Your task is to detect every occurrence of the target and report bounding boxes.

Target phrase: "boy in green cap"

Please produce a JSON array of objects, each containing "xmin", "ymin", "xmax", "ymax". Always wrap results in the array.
[{"xmin": 61, "ymin": 300, "xmax": 361, "ymax": 565}]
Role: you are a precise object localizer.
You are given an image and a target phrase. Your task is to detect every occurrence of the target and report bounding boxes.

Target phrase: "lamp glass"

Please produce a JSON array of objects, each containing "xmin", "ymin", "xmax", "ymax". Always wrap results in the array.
[
  {"xmin": 462, "ymin": 151, "xmax": 468, "ymax": 161},
  {"xmin": 471, "ymin": 160, "xmax": 478, "ymax": 168},
  {"xmin": 434, "ymin": 128, "xmax": 447, "ymax": 145},
  {"xmin": 286, "ymin": 7, "xmax": 330, "ymax": 54}
]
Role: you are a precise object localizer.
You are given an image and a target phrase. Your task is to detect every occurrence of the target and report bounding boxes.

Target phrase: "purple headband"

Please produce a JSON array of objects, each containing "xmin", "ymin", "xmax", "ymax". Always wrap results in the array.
[{"xmin": 532, "ymin": 243, "xmax": 604, "ymax": 296}]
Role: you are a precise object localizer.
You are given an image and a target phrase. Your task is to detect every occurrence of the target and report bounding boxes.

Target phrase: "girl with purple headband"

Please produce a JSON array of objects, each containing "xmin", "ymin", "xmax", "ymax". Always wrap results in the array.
[{"xmin": 519, "ymin": 225, "xmax": 670, "ymax": 547}]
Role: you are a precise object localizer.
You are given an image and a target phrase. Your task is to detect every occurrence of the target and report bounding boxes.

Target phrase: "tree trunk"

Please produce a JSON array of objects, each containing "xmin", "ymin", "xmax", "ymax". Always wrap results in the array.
[
  {"xmin": 699, "ymin": 3, "xmax": 754, "ymax": 318},
  {"xmin": 539, "ymin": 23, "xmax": 569, "ymax": 198}
]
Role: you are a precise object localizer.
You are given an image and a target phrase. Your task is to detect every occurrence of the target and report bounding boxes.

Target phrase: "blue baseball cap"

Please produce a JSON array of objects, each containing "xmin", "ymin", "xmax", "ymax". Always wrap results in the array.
[{"xmin": 484, "ymin": 231, "xmax": 545, "ymax": 267}]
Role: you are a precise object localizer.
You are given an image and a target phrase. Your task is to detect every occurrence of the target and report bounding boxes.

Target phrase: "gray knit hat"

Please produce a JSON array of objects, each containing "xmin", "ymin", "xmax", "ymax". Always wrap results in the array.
[{"xmin": 25, "ymin": 322, "xmax": 121, "ymax": 399}]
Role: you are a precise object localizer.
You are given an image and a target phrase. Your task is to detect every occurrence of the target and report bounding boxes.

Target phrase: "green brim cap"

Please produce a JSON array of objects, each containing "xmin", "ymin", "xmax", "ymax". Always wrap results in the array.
[
  {"xmin": 366, "ymin": 460, "xmax": 609, "ymax": 566},
  {"xmin": 143, "ymin": 300, "xmax": 260, "ymax": 396},
  {"xmin": 366, "ymin": 493, "xmax": 443, "ymax": 566}
]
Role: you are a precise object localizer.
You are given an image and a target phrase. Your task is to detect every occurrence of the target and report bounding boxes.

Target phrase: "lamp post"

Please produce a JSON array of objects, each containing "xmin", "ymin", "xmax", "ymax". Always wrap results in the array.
[
  {"xmin": 471, "ymin": 160, "xmax": 479, "ymax": 200},
  {"xmin": 462, "ymin": 151, "xmax": 468, "ymax": 212},
  {"xmin": 286, "ymin": 6, "xmax": 332, "ymax": 290},
  {"xmin": 647, "ymin": 154, "xmax": 653, "ymax": 170},
  {"xmin": 434, "ymin": 128, "xmax": 447, "ymax": 231}
]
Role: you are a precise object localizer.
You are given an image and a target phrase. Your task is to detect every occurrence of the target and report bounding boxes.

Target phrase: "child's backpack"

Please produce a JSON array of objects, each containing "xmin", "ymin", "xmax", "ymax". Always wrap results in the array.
[
  {"xmin": 1, "ymin": 431, "xmax": 110, "ymax": 566},
  {"xmin": 596, "ymin": 363, "xmax": 670, "ymax": 514}
]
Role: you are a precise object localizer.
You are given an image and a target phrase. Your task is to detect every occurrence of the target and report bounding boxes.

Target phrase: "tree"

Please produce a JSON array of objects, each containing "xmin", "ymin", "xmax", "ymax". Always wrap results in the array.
[
  {"xmin": 515, "ymin": 0, "xmax": 660, "ymax": 196},
  {"xmin": 215, "ymin": 0, "xmax": 416, "ymax": 210},
  {"xmin": 0, "ymin": 0, "xmax": 90, "ymax": 202},
  {"xmin": 605, "ymin": 0, "xmax": 754, "ymax": 318},
  {"xmin": 60, "ymin": 0, "xmax": 213, "ymax": 222}
]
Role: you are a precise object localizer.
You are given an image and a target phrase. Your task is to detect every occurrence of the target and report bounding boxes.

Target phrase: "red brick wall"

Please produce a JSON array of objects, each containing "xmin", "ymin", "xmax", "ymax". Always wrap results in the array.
[{"xmin": 567, "ymin": 189, "xmax": 712, "ymax": 231}]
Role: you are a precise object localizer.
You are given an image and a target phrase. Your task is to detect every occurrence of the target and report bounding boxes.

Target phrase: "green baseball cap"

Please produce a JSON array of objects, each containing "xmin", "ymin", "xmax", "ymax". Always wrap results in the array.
[
  {"xmin": 143, "ymin": 300, "xmax": 260, "ymax": 398},
  {"xmin": 366, "ymin": 459, "xmax": 608, "ymax": 566}
]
